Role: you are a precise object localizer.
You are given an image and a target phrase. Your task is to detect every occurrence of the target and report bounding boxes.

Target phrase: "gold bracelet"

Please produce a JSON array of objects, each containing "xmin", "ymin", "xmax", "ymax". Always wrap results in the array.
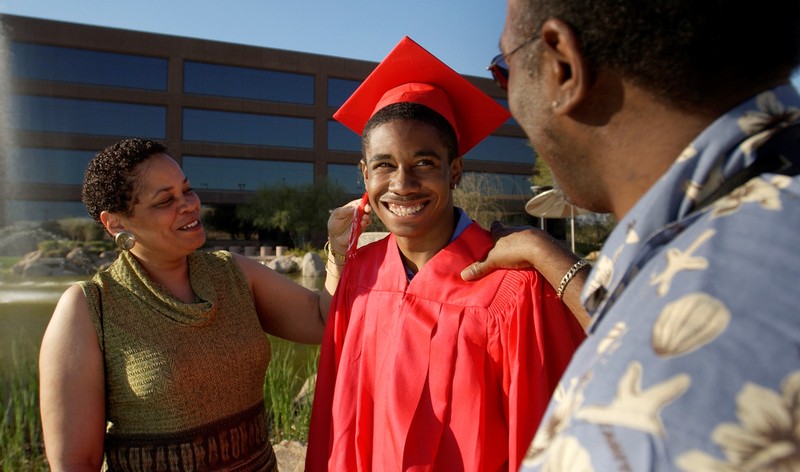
[
  {"xmin": 324, "ymin": 240, "xmax": 347, "ymax": 265},
  {"xmin": 556, "ymin": 259, "xmax": 590, "ymax": 300}
]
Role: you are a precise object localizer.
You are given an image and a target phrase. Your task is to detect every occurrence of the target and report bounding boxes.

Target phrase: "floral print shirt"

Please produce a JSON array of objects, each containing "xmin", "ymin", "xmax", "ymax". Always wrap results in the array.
[{"xmin": 521, "ymin": 84, "xmax": 800, "ymax": 471}]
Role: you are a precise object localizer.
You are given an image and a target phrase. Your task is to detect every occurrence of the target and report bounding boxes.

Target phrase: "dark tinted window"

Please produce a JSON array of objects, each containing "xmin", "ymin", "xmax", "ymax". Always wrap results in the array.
[
  {"xmin": 327, "ymin": 78, "xmax": 360, "ymax": 107},
  {"xmin": 327, "ymin": 120, "xmax": 361, "ymax": 152},
  {"xmin": 465, "ymin": 135, "xmax": 532, "ymax": 164},
  {"xmin": 9, "ymin": 148, "xmax": 94, "ymax": 185},
  {"xmin": 4, "ymin": 200, "xmax": 88, "ymax": 223},
  {"xmin": 327, "ymin": 163, "xmax": 363, "ymax": 194},
  {"xmin": 183, "ymin": 109, "xmax": 313, "ymax": 148},
  {"xmin": 494, "ymin": 98, "xmax": 518, "ymax": 126},
  {"xmin": 183, "ymin": 156, "xmax": 313, "ymax": 190},
  {"xmin": 12, "ymin": 95, "xmax": 166, "ymax": 137},
  {"xmin": 184, "ymin": 61, "xmax": 314, "ymax": 104},
  {"xmin": 10, "ymin": 41, "xmax": 167, "ymax": 90}
]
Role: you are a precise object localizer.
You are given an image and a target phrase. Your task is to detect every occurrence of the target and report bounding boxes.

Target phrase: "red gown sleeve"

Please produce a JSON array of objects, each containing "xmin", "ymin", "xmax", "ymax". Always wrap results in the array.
[
  {"xmin": 505, "ymin": 271, "xmax": 586, "ymax": 470},
  {"xmin": 305, "ymin": 267, "xmax": 352, "ymax": 472}
]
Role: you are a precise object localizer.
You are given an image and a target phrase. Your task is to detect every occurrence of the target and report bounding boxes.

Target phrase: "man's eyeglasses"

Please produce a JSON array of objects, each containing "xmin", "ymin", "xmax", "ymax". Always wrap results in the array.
[{"xmin": 487, "ymin": 35, "xmax": 538, "ymax": 91}]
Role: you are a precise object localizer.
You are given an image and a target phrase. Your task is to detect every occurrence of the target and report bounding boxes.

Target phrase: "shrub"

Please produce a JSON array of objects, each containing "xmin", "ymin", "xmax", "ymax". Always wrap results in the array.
[
  {"xmin": 37, "ymin": 240, "xmax": 77, "ymax": 258},
  {"xmin": 56, "ymin": 217, "xmax": 105, "ymax": 242}
]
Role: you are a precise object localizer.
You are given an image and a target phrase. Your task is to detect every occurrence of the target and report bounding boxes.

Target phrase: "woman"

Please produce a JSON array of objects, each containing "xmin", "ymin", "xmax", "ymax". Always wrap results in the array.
[
  {"xmin": 306, "ymin": 37, "xmax": 586, "ymax": 471},
  {"xmin": 39, "ymin": 138, "xmax": 364, "ymax": 471}
]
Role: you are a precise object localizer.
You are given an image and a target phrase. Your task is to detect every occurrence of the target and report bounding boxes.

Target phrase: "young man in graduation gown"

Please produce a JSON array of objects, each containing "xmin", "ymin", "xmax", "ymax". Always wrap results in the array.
[{"xmin": 306, "ymin": 36, "xmax": 586, "ymax": 472}]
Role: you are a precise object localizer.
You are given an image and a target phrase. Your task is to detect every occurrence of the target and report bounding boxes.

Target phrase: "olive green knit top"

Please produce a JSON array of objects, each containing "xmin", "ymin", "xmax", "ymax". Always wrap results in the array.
[{"xmin": 80, "ymin": 250, "xmax": 271, "ymax": 437}]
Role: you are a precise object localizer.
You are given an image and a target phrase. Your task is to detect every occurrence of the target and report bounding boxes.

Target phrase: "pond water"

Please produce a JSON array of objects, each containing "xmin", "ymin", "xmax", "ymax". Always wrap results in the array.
[
  {"xmin": 0, "ymin": 276, "xmax": 77, "ymax": 367},
  {"xmin": 0, "ymin": 272, "xmax": 324, "ymax": 370}
]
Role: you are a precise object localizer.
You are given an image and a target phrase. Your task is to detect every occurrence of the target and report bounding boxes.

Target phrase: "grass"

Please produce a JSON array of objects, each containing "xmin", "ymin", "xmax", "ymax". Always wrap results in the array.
[
  {"xmin": 264, "ymin": 336, "xmax": 320, "ymax": 443},
  {"xmin": 0, "ymin": 345, "xmax": 47, "ymax": 472},
  {"xmin": 0, "ymin": 338, "xmax": 319, "ymax": 470},
  {"xmin": 0, "ymin": 257, "xmax": 21, "ymax": 278}
]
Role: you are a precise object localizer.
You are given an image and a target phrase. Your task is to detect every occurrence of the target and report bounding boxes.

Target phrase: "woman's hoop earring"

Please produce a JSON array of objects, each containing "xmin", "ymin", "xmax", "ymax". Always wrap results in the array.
[{"xmin": 115, "ymin": 230, "xmax": 136, "ymax": 251}]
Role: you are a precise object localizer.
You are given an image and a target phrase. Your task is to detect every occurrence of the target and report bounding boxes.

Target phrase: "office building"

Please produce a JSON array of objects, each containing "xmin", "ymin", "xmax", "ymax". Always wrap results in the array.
[{"xmin": 0, "ymin": 14, "xmax": 535, "ymax": 228}]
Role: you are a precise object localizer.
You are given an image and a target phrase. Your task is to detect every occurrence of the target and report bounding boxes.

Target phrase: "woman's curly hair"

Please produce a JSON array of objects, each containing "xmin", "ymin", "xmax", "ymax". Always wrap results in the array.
[{"xmin": 81, "ymin": 138, "xmax": 169, "ymax": 227}]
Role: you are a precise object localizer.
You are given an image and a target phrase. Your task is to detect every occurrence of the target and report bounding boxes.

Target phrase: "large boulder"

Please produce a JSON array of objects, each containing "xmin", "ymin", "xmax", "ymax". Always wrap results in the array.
[
  {"xmin": 0, "ymin": 225, "xmax": 62, "ymax": 257},
  {"xmin": 12, "ymin": 247, "xmax": 120, "ymax": 277},
  {"xmin": 301, "ymin": 252, "xmax": 325, "ymax": 277},
  {"xmin": 13, "ymin": 250, "xmax": 83, "ymax": 277},
  {"xmin": 267, "ymin": 256, "xmax": 299, "ymax": 274}
]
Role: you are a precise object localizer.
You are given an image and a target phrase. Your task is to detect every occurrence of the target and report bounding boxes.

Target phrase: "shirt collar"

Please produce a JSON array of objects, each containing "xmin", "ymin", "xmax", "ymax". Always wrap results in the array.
[
  {"xmin": 582, "ymin": 83, "xmax": 800, "ymax": 321},
  {"xmin": 404, "ymin": 207, "xmax": 471, "ymax": 281}
]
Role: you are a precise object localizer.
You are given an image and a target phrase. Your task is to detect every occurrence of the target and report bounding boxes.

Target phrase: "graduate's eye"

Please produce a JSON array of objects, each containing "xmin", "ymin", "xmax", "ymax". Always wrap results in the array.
[{"xmin": 372, "ymin": 161, "xmax": 395, "ymax": 171}]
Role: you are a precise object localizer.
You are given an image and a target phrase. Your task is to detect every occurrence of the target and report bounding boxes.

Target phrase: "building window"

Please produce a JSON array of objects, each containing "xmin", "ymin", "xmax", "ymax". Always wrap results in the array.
[
  {"xmin": 8, "ymin": 148, "xmax": 94, "ymax": 185},
  {"xmin": 327, "ymin": 78, "xmax": 361, "ymax": 108},
  {"xmin": 12, "ymin": 95, "xmax": 166, "ymax": 138},
  {"xmin": 327, "ymin": 120, "xmax": 361, "ymax": 152},
  {"xmin": 4, "ymin": 200, "xmax": 88, "ymax": 223},
  {"xmin": 10, "ymin": 41, "xmax": 167, "ymax": 90},
  {"xmin": 184, "ymin": 61, "xmax": 314, "ymax": 104},
  {"xmin": 183, "ymin": 109, "xmax": 313, "ymax": 148},
  {"xmin": 327, "ymin": 163, "xmax": 363, "ymax": 194},
  {"xmin": 463, "ymin": 171, "xmax": 533, "ymax": 196},
  {"xmin": 183, "ymin": 156, "xmax": 313, "ymax": 191},
  {"xmin": 494, "ymin": 98, "xmax": 518, "ymax": 126},
  {"xmin": 465, "ymin": 135, "xmax": 533, "ymax": 164}
]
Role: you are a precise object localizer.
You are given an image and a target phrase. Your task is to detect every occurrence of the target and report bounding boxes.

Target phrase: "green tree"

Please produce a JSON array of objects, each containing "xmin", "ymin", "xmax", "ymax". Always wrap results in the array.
[
  {"xmin": 238, "ymin": 180, "xmax": 347, "ymax": 248},
  {"xmin": 202, "ymin": 204, "xmax": 259, "ymax": 240},
  {"xmin": 531, "ymin": 156, "xmax": 554, "ymax": 189}
]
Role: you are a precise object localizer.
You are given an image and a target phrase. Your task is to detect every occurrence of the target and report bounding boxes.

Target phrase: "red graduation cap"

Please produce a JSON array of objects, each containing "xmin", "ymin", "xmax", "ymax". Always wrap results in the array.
[{"xmin": 333, "ymin": 36, "xmax": 510, "ymax": 156}]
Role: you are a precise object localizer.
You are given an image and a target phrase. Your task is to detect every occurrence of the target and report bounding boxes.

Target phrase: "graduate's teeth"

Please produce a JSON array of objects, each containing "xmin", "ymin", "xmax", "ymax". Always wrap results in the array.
[
  {"xmin": 388, "ymin": 203, "xmax": 424, "ymax": 216},
  {"xmin": 180, "ymin": 220, "xmax": 199, "ymax": 230}
]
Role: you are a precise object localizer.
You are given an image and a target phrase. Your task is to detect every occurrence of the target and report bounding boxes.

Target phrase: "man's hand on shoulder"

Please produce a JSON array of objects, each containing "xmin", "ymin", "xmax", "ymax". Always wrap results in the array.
[{"xmin": 461, "ymin": 222, "xmax": 550, "ymax": 281}]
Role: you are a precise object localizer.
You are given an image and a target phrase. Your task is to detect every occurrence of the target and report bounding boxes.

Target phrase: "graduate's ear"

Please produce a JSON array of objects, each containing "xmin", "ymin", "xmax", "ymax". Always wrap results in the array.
[
  {"xmin": 449, "ymin": 156, "xmax": 463, "ymax": 189},
  {"xmin": 360, "ymin": 159, "xmax": 369, "ymax": 181}
]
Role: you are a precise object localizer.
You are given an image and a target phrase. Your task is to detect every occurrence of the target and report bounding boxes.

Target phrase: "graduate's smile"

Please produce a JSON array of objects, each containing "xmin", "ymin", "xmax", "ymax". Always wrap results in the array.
[
  {"xmin": 362, "ymin": 119, "xmax": 461, "ymax": 247},
  {"xmin": 385, "ymin": 200, "xmax": 427, "ymax": 217}
]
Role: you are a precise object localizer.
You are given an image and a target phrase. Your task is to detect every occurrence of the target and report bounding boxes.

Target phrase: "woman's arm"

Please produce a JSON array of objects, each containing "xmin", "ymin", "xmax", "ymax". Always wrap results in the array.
[
  {"xmin": 461, "ymin": 222, "xmax": 592, "ymax": 329},
  {"xmin": 39, "ymin": 284, "xmax": 106, "ymax": 471},
  {"xmin": 238, "ymin": 253, "xmax": 328, "ymax": 343},
  {"xmin": 240, "ymin": 198, "xmax": 371, "ymax": 344}
]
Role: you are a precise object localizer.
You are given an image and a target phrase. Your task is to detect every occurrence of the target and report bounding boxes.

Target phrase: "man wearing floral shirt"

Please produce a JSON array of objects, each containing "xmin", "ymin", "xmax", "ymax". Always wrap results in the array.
[{"xmin": 462, "ymin": 1, "xmax": 800, "ymax": 470}]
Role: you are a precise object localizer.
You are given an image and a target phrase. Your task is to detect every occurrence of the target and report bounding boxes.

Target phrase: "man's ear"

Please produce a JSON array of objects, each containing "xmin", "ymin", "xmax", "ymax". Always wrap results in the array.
[
  {"xmin": 100, "ymin": 210, "xmax": 124, "ymax": 235},
  {"xmin": 360, "ymin": 159, "xmax": 368, "ymax": 181},
  {"xmin": 540, "ymin": 18, "xmax": 589, "ymax": 113}
]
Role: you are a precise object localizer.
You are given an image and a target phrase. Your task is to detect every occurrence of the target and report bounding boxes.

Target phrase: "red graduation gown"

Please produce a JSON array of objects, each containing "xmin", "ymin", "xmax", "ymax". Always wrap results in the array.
[{"xmin": 306, "ymin": 223, "xmax": 585, "ymax": 471}]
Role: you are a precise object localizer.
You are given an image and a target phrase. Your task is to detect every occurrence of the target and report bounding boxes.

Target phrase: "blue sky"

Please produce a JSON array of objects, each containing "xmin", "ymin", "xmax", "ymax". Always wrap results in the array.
[
  {"xmin": 0, "ymin": 0, "xmax": 507, "ymax": 79},
  {"xmin": 1, "ymin": 1, "xmax": 798, "ymax": 87}
]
